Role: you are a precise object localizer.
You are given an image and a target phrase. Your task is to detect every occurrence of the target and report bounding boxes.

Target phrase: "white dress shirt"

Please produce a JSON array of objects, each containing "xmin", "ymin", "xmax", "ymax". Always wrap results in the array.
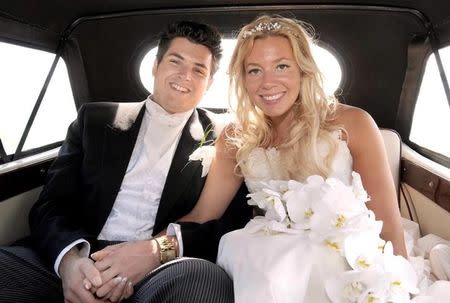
[{"xmin": 54, "ymin": 96, "xmax": 192, "ymax": 274}]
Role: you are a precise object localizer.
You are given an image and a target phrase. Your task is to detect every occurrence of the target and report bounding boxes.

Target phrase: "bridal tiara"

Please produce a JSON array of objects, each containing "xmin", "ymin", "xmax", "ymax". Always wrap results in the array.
[
  {"xmin": 241, "ymin": 21, "xmax": 282, "ymax": 39},
  {"xmin": 241, "ymin": 21, "xmax": 302, "ymax": 40}
]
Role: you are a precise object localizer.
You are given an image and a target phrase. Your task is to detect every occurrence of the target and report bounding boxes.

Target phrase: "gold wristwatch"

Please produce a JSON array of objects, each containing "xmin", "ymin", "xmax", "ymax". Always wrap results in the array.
[{"xmin": 155, "ymin": 236, "xmax": 177, "ymax": 264}]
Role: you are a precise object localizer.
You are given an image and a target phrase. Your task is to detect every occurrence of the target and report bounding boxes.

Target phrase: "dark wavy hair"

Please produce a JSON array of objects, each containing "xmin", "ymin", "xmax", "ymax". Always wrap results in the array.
[{"xmin": 156, "ymin": 20, "xmax": 222, "ymax": 76}]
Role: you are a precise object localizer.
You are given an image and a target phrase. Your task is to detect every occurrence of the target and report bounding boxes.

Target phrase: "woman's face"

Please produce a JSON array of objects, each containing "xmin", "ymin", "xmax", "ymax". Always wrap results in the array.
[{"xmin": 244, "ymin": 35, "xmax": 301, "ymax": 123}]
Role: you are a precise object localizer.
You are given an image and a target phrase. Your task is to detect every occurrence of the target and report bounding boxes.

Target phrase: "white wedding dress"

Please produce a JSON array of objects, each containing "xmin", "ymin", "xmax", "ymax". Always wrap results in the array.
[{"xmin": 216, "ymin": 137, "xmax": 450, "ymax": 303}]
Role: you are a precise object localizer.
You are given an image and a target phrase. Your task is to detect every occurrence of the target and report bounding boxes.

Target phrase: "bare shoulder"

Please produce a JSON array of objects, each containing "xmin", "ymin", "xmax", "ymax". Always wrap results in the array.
[
  {"xmin": 216, "ymin": 122, "xmax": 239, "ymax": 157},
  {"xmin": 334, "ymin": 104, "xmax": 381, "ymax": 149},
  {"xmin": 222, "ymin": 122, "xmax": 239, "ymax": 136},
  {"xmin": 335, "ymin": 104, "xmax": 376, "ymax": 129},
  {"xmin": 218, "ymin": 123, "xmax": 239, "ymax": 143}
]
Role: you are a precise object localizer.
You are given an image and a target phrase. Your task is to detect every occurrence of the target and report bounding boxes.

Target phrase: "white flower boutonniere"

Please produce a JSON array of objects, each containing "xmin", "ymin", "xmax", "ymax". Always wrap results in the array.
[
  {"xmin": 189, "ymin": 145, "xmax": 216, "ymax": 178},
  {"xmin": 189, "ymin": 123, "xmax": 216, "ymax": 178},
  {"xmin": 188, "ymin": 111, "xmax": 234, "ymax": 178}
]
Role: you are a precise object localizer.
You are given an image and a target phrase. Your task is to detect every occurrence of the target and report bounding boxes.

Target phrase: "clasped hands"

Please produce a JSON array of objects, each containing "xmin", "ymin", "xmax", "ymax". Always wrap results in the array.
[{"xmin": 60, "ymin": 239, "xmax": 160, "ymax": 303}]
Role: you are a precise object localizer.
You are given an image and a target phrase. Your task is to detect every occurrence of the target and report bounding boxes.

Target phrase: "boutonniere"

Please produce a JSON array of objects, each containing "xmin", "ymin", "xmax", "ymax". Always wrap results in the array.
[{"xmin": 189, "ymin": 124, "xmax": 216, "ymax": 178}]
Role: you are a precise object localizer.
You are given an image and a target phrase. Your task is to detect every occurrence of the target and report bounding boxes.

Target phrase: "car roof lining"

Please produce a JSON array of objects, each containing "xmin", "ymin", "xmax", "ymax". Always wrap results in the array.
[
  {"xmin": 55, "ymin": 7, "xmax": 425, "ymax": 127},
  {"xmin": 0, "ymin": 2, "xmax": 448, "ymax": 154},
  {"xmin": 1, "ymin": 1, "xmax": 449, "ymax": 50}
]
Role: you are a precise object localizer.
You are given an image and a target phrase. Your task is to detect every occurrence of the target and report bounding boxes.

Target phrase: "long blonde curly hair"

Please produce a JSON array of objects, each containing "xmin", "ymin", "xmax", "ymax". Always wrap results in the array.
[{"xmin": 228, "ymin": 15, "xmax": 341, "ymax": 181}]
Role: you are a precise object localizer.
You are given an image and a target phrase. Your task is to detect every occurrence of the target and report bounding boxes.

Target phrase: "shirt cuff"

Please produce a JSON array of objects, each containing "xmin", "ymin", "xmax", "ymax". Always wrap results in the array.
[
  {"xmin": 167, "ymin": 223, "xmax": 184, "ymax": 257},
  {"xmin": 54, "ymin": 239, "xmax": 91, "ymax": 277}
]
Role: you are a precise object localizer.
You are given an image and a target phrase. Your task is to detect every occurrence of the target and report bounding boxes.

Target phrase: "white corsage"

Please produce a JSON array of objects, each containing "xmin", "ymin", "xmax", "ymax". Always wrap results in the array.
[{"xmin": 189, "ymin": 145, "xmax": 215, "ymax": 177}]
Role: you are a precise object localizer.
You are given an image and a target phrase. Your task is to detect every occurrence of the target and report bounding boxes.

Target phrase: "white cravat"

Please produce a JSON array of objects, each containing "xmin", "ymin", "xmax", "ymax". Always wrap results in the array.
[{"xmin": 54, "ymin": 96, "xmax": 192, "ymax": 274}]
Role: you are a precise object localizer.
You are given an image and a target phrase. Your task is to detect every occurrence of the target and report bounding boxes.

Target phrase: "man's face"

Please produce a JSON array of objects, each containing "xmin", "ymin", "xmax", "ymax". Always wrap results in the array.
[{"xmin": 152, "ymin": 37, "xmax": 213, "ymax": 113}]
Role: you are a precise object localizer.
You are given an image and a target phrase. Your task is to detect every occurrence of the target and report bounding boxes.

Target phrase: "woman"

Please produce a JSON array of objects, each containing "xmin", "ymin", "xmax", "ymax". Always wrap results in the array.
[{"xmin": 181, "ymin": 15, "xmax": 411, "ymax": 302}]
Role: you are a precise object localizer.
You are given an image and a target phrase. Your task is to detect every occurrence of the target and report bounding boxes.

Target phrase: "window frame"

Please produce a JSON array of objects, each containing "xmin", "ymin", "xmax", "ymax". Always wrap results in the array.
[
  {"xmin": 407, "ymin": 43, "xmax": 450, "ymax": 168},
  {"xmin": 0, "ymin": 40, "xmax": 71, "ymax": 165}
]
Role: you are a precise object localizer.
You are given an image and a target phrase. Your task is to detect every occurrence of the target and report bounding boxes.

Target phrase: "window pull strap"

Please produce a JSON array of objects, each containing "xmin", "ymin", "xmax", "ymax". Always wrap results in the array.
[
  {"xmin": 429, "ymin": 26, "xmax": 450, "ymax": 110},
  {"xmin": 0, "ymin": 139, "xmax": 10, "ymax": 164}
]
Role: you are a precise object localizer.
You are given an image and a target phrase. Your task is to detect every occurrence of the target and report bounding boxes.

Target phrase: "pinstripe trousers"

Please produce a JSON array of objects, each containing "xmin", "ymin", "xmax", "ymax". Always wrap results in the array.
[{"xmin": 0, "ymin": 246, "xmax": 233, "ymax": 303}]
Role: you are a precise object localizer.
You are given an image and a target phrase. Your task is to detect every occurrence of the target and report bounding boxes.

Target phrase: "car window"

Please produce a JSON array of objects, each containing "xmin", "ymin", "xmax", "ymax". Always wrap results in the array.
[
  {"xmin": 22, "ymin": 61, "xmax": 76, "ymax": 151},
  {"xmin": 0, "ymin": 42, "xmax": 76, "ymax": 158},
  {"xmin": 139, "ymin": 39, "xmax": 342, "ymax": 109},
  {"xmin": 410, "ymin": 46, "xmax": 450, "ymax": 158}
]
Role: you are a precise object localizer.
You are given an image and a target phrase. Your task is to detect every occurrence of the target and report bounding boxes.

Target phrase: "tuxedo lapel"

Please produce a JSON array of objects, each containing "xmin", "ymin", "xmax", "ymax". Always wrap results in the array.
[
  {"xmin": 94, "ymin": 103, "xmax": 146, "ymax": 232},
  {"xmin": 153, "ymin": 109, "xmax": 210, "ymax": 233}
]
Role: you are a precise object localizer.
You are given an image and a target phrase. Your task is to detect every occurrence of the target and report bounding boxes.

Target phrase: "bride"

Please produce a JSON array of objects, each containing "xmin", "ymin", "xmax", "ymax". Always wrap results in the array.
[{"xmin": 181, "ymin": 15, "xmax": 447, "ymax": 302}]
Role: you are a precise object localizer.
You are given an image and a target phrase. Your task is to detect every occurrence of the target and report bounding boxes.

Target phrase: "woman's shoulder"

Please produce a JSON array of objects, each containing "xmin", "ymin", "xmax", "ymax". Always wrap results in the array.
[
  {"xmin": 335, "ymin": 104, "xmax": 373, "ymax": 124},
  {"xmin": 218, "ymin": 122, "xmax": 240, "ymax": 143},
  {"xmin": 333, "ymin": 104, "xmax": 380, "ymax": 149},
  {"xmin": 216, "ymin": 122, "xmax": 240, "ymax": 157},
  {"xmin": 335, "ymin": 104, "xmax": 377, "ymax": 131}
]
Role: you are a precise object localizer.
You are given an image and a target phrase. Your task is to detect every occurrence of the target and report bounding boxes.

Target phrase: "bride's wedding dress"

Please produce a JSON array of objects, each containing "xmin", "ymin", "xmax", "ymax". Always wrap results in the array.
[{"xmin": 216, "ymin": 136, "xmax": 450, "ymax": 303}]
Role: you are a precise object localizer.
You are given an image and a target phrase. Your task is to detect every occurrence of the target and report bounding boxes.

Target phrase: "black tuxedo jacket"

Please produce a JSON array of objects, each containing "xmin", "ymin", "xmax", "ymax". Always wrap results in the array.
[{"xmin": 29, "ymin": 101, "xmax": 251, "ymax": 265}]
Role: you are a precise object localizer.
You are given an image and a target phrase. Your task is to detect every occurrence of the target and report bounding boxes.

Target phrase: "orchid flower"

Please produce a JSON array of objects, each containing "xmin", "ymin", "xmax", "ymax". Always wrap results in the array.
[{"xmin": 284, "ymin": 176, "xmax": 324, "ymax": 229}]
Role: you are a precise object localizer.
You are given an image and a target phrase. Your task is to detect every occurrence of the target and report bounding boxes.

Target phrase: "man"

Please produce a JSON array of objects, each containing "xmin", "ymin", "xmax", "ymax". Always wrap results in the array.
[{"xmin": 0, "ymin": 21, "xmax": 250, "ymax": 302}]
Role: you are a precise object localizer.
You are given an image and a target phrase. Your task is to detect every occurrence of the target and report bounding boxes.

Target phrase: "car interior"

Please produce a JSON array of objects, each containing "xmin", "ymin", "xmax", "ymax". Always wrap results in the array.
[{"xmin": 0, "ymin": 0, "xmax": 449, "ymax": 260}]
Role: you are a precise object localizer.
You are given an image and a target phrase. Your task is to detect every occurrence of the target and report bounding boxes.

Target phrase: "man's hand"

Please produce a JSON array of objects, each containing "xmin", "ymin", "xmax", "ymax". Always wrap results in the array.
[
  {"xmin": 59, "ymin": 247, "xmax": 104, "ymax": 303},
  {"xmin": 90, "ymin": 240, "xmax": 160, "ymax": 300}
]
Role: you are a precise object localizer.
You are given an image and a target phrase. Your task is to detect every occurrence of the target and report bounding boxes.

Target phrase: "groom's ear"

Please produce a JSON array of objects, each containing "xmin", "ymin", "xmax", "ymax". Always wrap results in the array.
[
  {"xmin": 206, "ymin": 76, "xmax": 213, "ymax": 91},
  {"xmin": 152, "ymin": 60, "xmax": 158, "ymax": 76}
]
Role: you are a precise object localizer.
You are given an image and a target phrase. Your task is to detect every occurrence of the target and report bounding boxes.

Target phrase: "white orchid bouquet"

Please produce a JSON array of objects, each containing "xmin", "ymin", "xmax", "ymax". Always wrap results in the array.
[{"xmin": 245, "ymin": 172, "xmax": 419, "ymax": 303}]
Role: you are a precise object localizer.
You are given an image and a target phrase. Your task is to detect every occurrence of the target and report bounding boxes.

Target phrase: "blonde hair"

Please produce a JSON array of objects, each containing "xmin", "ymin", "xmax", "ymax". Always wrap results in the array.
[{"xmin": 228, "ymin": 15, "xmax": 340, "ymax": 181}]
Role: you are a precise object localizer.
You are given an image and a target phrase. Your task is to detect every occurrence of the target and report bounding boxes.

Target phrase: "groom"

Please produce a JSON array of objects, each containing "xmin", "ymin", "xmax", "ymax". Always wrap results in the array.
[{"xmin": 0, "ymin": 20, "xmax": 250, "ymax": 302}]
